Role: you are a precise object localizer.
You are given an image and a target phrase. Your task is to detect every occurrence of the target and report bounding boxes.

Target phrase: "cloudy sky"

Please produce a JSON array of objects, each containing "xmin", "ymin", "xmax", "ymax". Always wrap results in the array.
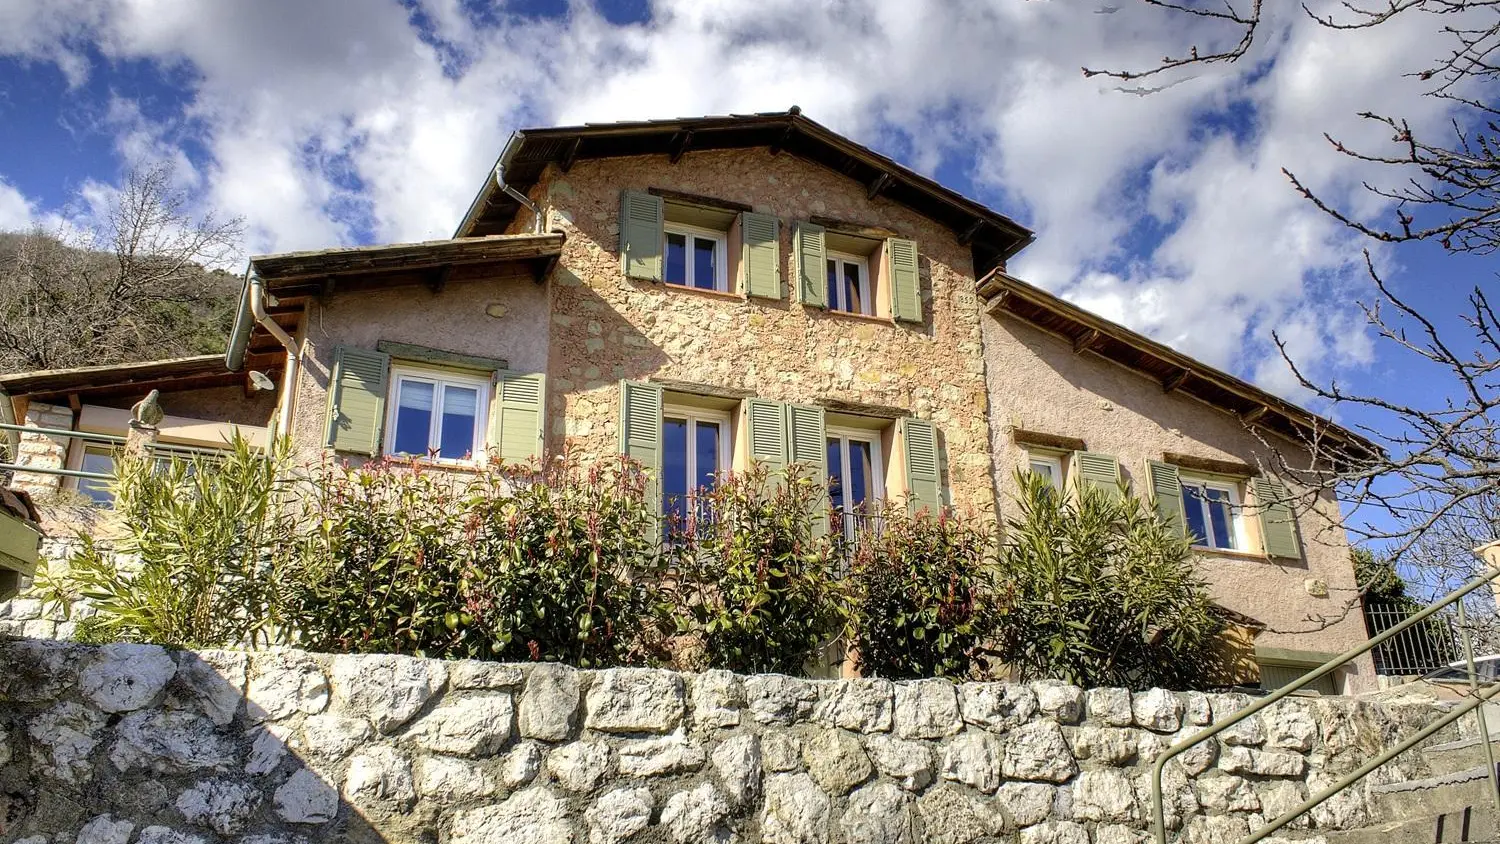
[{"xmin": 0, "ymin": 0, "xmax": 1490, "ymax": 420}]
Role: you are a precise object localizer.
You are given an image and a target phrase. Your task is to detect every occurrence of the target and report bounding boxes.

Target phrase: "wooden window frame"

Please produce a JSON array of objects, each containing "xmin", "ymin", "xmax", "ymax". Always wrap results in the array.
[
  {"xmin": 1027, "ymin": 449, "xmax": 1067, "ymax": 494},
  {"xmin": 663, "ymin": 221, "xmax": 729, "ymax": 292},
  {"xmin": 663, "ymin": 404, "xmax": 734, "ymax": 496},
  {"xmin": 383, "ymin": 364, "xmax": 491, "ymax": 466},
  {"xmin": 826, "ymin": 250, "xmax": 873, "ymax": 316},
  {"xmin": 1180, "ymin": 473, "xmax": 1251, "ymax": 553}
]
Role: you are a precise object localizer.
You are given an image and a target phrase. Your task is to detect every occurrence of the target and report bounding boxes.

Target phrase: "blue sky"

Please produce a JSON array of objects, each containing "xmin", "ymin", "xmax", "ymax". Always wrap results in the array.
[{"xmin": 0, "ymin": 0, "xmax": 1491, "ymax": 546}]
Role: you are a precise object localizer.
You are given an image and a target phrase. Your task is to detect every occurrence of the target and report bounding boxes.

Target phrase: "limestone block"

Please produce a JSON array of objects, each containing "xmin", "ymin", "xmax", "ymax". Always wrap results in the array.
[
  {"xmin": 247, "ymin": 651, "xmax": 330, "ymax": 723},
  {"xmin": 586, "ymin": 787, "xmax": 654, "ymax": 844},
  {"xmin": 275, "ymin": 768, "xmax": 338, "ymax": 823},
  {"xmin": 29, "ymin": 700, "xmax": 106, "ymax": 783},
  {"xmin": 110, "ymin": 710, "xmax": 234, "ymax": 774},
  {"xmin": 1182, "ymin": 815, "xmax": 1251, "ymax": 844},
  {"xmin": 995, "ymin": 782, "xmax": 1056, "ymax": 829},
  {"xmin": 520, "ymin": 663, "xmax": 581, "ymax": 740},
  {"xmin": 894, "ymin": 679, "xmax": 961, "ymax": 739},
  {"xmin": 1217, "ymin": 746, "xmax": 1306, "ymax": 777},
  {"xmin": 842, "ymin": 782, "xmax": 914, "ymax": 844},
  {"xmin": 244, "ymin": 725, "xmax": 290, "ymax": 775},
  {"xmin": 1032, "ymin": 680, "xmax": 1084, "ymax": 724},
  {"xmin": 1256, "ymin": 781, "xmax": 1310, "ymax": 829},
  {"xmin": 504, "ymin": 741, "xmax": 546, "ymax": 788},
  {"xmin": 691, "ymin": 669, "xmax": 743, "ymax": 730},
  {"xmin": 660, "ymin": 783, "xmax": 732, "ymax": 844},
  {"xmin": 746, "ymin": 674, "xmax": 819, "ymax": 726},
  {"xmin": 959, "ymin": 683, "xmax": 1037, "ymax": 730},
  {"xmin": 762, "ymin": 772, "xmax": 831, "ymax": 844},
  {"xmin": 1020, "ymin": 821, "xmax": 1089, "ymax": 844},
  {"xmin": 1, "ymin": 638, "xmax": 75, "ymax": 703},
  {"xmin": 1002, "ymin": 721, "xmax": 1078, "ymax": 783},
  {"xmin": 1196, "ymin": 774, "xmax": 1260, "ymax": 813},
  {"xmin": 451, "ymin": 787, "xmax": 575, "ymax": 844},
  {"xmin": 1209, "ymin": 694, "xmax": 1265, "ymax": 746},
  {"xmin": 916, "ymin": 786, "xmax": 994, "ymax": 844},
  {"xmin": 176, "ymin": 778, "xmax": 260, "ymax": 834},
  {"xmin": 1072, "ymin": 769, "xmax": 1142, "ymax": 823},
  {"xmin": 1263, "ymin": 701, "xmax": 1318, "ymax": 752},
  {"xmin": 410, "ymin": 693, "xmax": 514, "ymax": 756},
  {"xmin": 815, "ymin": 678, "xmax": 894, "ymax": 733},
  {"xmin": 171, "ymin": 650, "xmax": 247, "ymax": 726},
  {"xmin": 343, "ymin": 745, "xmax": 416, "ymax": 811},
  {"xmin": 1086, "ymin": 688, "xmax": 1134, "ymax": 727},
  {"xmin": 1183, "ymin": 692, "xmax": 1213, "ymax": 726},
  {"xmin": 711, "ymin": 733, "xmax": 763, "ymax": 805},
  {"xmin": 1307, "ymin": 773, "xmax": 1368, "ymax": 830},
  {"xmin": 763, "ymin": 731, "xmax": 803, "ymax": 772},
  {"xmin": 939, "ymin": 731, "xmax": 1003, "ymax": 794},
  {"xmin": 802, "ymin": 728, "xmax": 872, "ymax": 795},
  {"xmin": 1069, "ymin": 726, "xmax": 1138, "ymax": 765},
  {"xmin": 418, "ymin": 755, "xmax": 501, "ymax": 801},
  {"xmin": 1132, "ymin": 689, "xmax": 1184, "ymax": 733},
  {"xmin": 586, "ymin": 668, "xmax": 685, "ymax": 733},
  {"xmin": 300, "ymin": 714, "xmax": 372, "ymax": 760},
  {"xmin": 451, "ymin": 660, "xmax": 525, "ymax": 690},
  {"xmin": 548, "ymin": 740, "xmax": 614, "ymax": 792},
  {"xmin": 136, "ymin": 827, "xmax": 209, "ymax": 844},
  {"xmin": 865, "ymin": 734, "xmax": 934, "ymax": 791},
  {"xmin": 1094, "ymin": 826, "xmax": 1149, "ymax": 844},
  {"xmin": 331, "ymin": 653, "xmax": 446, "ymax": 734},
  {"xmin": 79, "ymin": 643, "xmax": 176, "ymax": 713},
  {"xmin": 76, "ymin": 815, "xmax": 134, "ymax": 844},
  {"xmin": 618, "ymin": 734, "xmax": 707, "ymax": 777}
]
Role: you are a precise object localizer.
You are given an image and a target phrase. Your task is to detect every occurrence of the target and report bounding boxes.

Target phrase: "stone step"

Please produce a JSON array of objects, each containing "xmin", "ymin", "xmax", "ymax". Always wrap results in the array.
[
  {"xmin": 1329, "ymin": 805, "xmax": 1497, "ymax": 844},
  {"xmin": 1368, "ymin": 764, "xmax": 1500, "ymax": 823},
  {"xmin": 1425, "ymin": 735, "xmax": 1500, "ymax": 778}
]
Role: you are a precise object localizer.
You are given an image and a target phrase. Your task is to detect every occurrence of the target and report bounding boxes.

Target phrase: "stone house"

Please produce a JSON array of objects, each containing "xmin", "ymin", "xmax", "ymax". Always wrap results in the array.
[{"xmin": 0, "ymin": 110, "xmax": 1380, "ymax": 691}]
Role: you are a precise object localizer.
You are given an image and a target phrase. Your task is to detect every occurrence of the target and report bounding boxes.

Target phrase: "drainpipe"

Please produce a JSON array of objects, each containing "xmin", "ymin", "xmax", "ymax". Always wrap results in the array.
[
  {"xmin": 496, "ymin": 161, "xmax": 545, "ymax": 234},
  {"xmin": 246, "ymin": 268, "xmax": 300, "ymax": 439}
]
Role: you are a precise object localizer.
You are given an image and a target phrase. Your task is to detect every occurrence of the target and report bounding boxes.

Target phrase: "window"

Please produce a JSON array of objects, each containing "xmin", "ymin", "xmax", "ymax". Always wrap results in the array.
[
  {"xmin": 664, "ymin": 222, "xmax": 727, "ymax": 291},
  {"xmin": 826, "ymin": 251, "xmax": 872, "ymax": 315},
  {"xmin": 1182, "ymin": 476, "xmax": 1249, "ymax": 551},
  {"xmin": 662, "ymin": 406, "xmax": 732, "ymax": 531},
  {"xmin": 77, "ymin": 446, "xmax": 115, "ymax": 506},
  {"xmin": 384, "ymin": 366, "xmax": 489, "ymax": 463},
  {"xmin": 827, "ymin": 428, "xmax": 885, "ymax": 538},
  {"xmin": 1027, "ymin": 451, "xmax": 1065, "ymax": 493}
]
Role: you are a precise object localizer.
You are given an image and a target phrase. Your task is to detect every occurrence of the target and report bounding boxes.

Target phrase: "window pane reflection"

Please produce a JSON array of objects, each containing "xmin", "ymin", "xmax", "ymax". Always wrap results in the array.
[
  {"xmin": 394, "ymin": 380, "xmax": 435, "ymax": 455},
  {"xmin": 662, "ymin": 418, "xmax": 688, "ymax": 526},
  {"xmin": 665, "ymin": 232, "xmax": 687, "ymax": 285},
  {"xmin": 693, "ymin": 238, "xmax": 717, "ymax": 290},
  {"xmin": 438, "ymin": 386, "xmax": 478, "ymax": 459},
  {"xmin": 844, "ymin": 262, "xmax": 863, "ymax": 315}
]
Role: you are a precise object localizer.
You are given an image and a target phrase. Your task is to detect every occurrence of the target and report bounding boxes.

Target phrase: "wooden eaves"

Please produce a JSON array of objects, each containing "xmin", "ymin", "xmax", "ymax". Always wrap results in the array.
[{"xmin": 978, "ymin": 269, "xmax": 1383, "ymax": 464}]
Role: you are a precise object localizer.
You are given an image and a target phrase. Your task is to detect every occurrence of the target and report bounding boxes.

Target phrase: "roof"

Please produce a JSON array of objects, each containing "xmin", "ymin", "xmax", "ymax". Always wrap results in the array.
[
  {"xmin": 979, "ymin": 271, "xmax": 1382, "ymax": 462},
  {"xmin": 455, "ymin": 108, "xmax": 1035, "ymax": 278},
  {"xmin": 0, "ymin": 353, "xmax": 282, "ymax": 401}
]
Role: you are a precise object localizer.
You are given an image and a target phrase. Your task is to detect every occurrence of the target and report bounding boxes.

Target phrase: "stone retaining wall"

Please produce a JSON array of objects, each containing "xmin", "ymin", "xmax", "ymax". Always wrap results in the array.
[{"xmin": 0, "ymin": 641, "xmax": 1447, "ymax": 844}]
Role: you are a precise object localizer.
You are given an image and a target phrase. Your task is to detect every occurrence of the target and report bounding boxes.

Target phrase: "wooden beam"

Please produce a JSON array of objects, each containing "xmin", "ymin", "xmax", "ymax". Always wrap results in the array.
[
  {"xmin": 1163, "ymin": 452, "xmax": 1260, "ymax": 478},
  {"xmin": 1012, "ymin": 428, "xmax": 1087, "ymax": 452},
  {"xmin": 67, "ymin": 393, "xmax": 81, "ymax": 412},
  {"xmin": 984, "ymin": 290, "xmax": 1011, "ymax": 316},
  {"xmin": 649, "ymin": 187, "xmax": 753, "ymax": 214},
  {"xmin": 808, "ymin": 215, "xmax": 903, "ymax": 240},
  {"xmin": 1073, "ymin": 328, "xmax": 1102, "ymax": 355},
  {"xmin": 958, "ymin": 219, "xmax": 985, "ymax": 246},
  {"xmin": 318, "ymin": 276, "xmax": 336, "ymax": 299},
  {"xmin": 559, "ymin": 136, "xmax": 582, "ymax": 173},
  {"xmin": 1240, "ymin": 405, "xmax": 1269, "ymax": 425},
  {"xmin": 534, "ymin": 254, "xmax": 559, "ymax": 284},
  {"xmin": 1162, "ymin": 368, "xmax": 1192, "ymax": 393},
  {"xmin": 668, "ymin": 130, "xmax": 694, "ymax": 164},
  {"xmin": 769, "ymin": 123, "xmax": 795, "ymax": 156},
  {"xmin": 427, "ymin": 265, "xmax": 451, "ymax": 295},
  {"xmin": 867, "ymin": 172, "xmax": 892, "ymax": 200}
]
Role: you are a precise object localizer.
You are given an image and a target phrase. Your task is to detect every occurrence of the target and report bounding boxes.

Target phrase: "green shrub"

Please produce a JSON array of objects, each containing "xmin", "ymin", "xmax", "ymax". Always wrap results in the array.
[
  {"xmin": 845, "ymin": 506, "xmax": 997, "ymax": 680},
  {"xmin": 37, "ymin": 435, "xmax": 296, "ymax": 648},
  {"xmin": 665, "ymin": 466, "xmax": 846, "ymax": 675},
  {"xmin": 990, "ymin": 472, "xmax": 1223, "ymax": 689}
]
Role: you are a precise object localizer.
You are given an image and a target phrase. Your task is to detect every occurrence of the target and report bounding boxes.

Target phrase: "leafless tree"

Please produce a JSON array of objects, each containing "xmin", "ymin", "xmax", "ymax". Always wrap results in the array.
[
  {"xmin": 0, "ymin": 163, "xmax": 244, "ymax": 373},
  {"xmin": 1083, "ymin": 2, "xmax": 1500, "ymax": 588}
]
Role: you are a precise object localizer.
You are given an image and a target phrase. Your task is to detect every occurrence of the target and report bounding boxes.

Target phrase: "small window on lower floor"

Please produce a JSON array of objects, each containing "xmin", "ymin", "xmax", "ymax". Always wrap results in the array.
[
  {"xmin": 662, "ymin": 407, "xmax": 732, "ymax": 532},
  {"xmin": 827, "ymin": 428, "xmax": 885, "ymax": 539},
  {"xmin": 385, "ymin": 367, "xmax": 489, "ymax": 463},
  {"xmin": 1182, "ymin": 476, "xmax": 1249, "ymax": 551},
  {"xmin": 1027, "ymin": 451, "xmax": 1065, "ymax": 493}
]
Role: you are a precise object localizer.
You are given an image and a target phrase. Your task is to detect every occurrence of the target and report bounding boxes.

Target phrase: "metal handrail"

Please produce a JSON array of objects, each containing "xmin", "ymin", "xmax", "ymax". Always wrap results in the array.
[
  {"xmin": 0, "ymin": 422, "xmax": 126, "ymax": 444},
  {"xmin": 1151, "ymin": 563, "xmax": 1500, "ymax": 844},
  {"xmin": 0, "ymin": 423, "xmax": 234, "ymax": 482}
]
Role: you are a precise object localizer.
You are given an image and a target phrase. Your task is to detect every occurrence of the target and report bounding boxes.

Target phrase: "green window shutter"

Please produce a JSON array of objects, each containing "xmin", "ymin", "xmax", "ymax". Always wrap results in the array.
[
  {"xmin": 787, "ymin": 403, "xmax": 829, "ymax": 535},
  {"xmin": 1075, "ymin": 451, "xmax": 1122, "ymax": 499},
  {"xmin": 620, "ymin": 190, "xmax": 664, "ymax": 281},
  {"xmin": 1146, "ymin": 460, "xmax": 1186, "ymax": 538},
  {"xmin": 887, "ymin": 238, "xmax": 921, "ymax": 323},
  {"xmin": 489, "ymin": 370, "xmax": 545, "ymax": 464},
  {"xmin": 619, "ymin": 380, "xmax": 664, "ymax": 509},
  {"xmin": 1254, "ymin": 477, "xmax": 1302, "ymax": 559},
  {"xmin": 901, "ymin": 417, "xmax": 942, "ymax": 515},
  {"xmin": 741, "ymin": 212, "xmax": 781, "ymax": 299},
  {"xmin": 746, "ymin": 398, "xmax": 788, "ymax": 474},
  {"xmin": 325, "ymin": 345, "xmax": 390, "ymax": 456},
  {"xmin": 794, "ymin": 222, "xmax": 827, "ymax": 308}
]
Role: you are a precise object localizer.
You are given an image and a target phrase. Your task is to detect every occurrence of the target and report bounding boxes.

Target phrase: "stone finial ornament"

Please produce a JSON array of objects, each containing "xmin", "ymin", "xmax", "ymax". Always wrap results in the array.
[{"xmin": 130, "ymin": 389, "xmax": 164, "ymax": 428}]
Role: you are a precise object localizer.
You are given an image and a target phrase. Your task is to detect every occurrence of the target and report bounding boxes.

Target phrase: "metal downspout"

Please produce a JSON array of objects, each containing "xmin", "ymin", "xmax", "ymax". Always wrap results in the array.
[{"xmin": 246, "ymin": 269, "xmax": 300, "ymax": 438}]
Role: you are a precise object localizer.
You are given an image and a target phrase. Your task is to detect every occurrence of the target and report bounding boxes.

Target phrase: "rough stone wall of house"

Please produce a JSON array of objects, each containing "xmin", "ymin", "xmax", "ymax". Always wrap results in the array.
[
  {"xmin": 285, "ymin": 274, "xmax": 551, "ymax": 462},
  {"xmin": 0, "ymin": 641, "xmax": 1447, "ymax": 843},
  {"xmin": 982, "ymin": 316, "xmax": 1375, "ymax": 691},
  {"xmin": 517, "ymin": 149, "xmax": 997, "ymax": 513},
  {"xmin": 9, "ymin": 402, "xmax": 71, "ymax": 497},
  {"xmin": 0, "ymin": 538, "xmax": 88, "ymax": 641}
]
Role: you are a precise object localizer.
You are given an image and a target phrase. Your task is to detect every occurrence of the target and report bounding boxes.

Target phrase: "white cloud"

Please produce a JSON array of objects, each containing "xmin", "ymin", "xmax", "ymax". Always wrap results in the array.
[
  {"xmin": 0, "ymin": 0, "xmax": 1472, "ymax": 399},
  {"xmin": 0, "ymin": 178, "xmax": 35, "ymax": 230}
]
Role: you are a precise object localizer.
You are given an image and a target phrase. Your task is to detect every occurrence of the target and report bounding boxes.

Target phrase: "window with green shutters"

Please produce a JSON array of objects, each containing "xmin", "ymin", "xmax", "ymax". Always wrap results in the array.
[
  {"xmin": 886, "ymin": 237, "xmax": 921, "ymax": 323},
  {"xmin": 1074, "ymin": 451, "xmax": 1123, "ymax": 499},
  {"xmin": 620, "ymin": 190, "xmax": 665, "ymax": 281},
  {"xmin": 741, "ymin": 211, "xmax": 781, "ymax": 299},
  {"xmin": 1145, "ymin": 459, "xmax": 1186, "ymax": 537},
  {"xmin": 746, "ymin": 397, "xmax": 789, "ymax": 473},
  {"xmin": 489, "ymin": 371, "xmax": 546, "ymax": 464},
  {"xmin": 1253, "ymin": 477, "xmax": 1302, "ymax": 559},
  {"xmin": 325, "ymin": 345, "xmax": 391, "ymax": 456},
  {"xmin": 794, "ymin": 222, "xmax": 827, "ymax": 308},
  {"xmin": 619, "ymin": 380, "xmax": 665, "ymax": 508},
  {"xmin": 900, "ymin": 417, "xmax": 943, "ymax": 515}
]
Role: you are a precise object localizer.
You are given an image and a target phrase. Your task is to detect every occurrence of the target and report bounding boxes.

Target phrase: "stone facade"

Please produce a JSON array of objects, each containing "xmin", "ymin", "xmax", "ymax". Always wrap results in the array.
[
  {"xmin": 0, "ymin": 641, "xmax": 1449, "ymax": 844},
  {"xmin": 8, "ymin": 402, "xmax": 72, "ymax": 497},
  {"xmin": 513, "ymin": 149, "xmax": 996, "ymax": 513}
]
